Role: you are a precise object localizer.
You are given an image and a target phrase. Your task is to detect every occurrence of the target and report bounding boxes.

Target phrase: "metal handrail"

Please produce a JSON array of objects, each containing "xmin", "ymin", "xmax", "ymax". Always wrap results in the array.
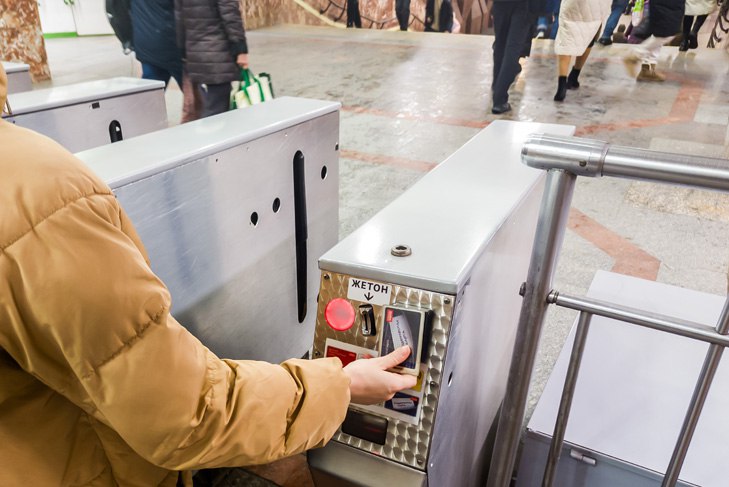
[
  {"xmin": 486, "ymin": 135, "xmax": 729, "ymax": 487},
  {"xmin": 709, "ymin": 0, "xmax": 729, "ymax": 48}
]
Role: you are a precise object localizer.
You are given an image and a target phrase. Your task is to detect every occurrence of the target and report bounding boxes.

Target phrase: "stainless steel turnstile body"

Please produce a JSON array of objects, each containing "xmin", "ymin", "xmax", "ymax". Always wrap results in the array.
[
  {"xmin": 308, "ymin": 121, "xmax": 575, "ymax": 487},
  {"xmin": 2, "ymin": 61, "xmax": 32, "ymax": 93},
  {"xmin": 75, "ymin": 97, "xmax": 339, "ymax": 363},
  {"xmin": 4, "ymin": 77, "xmax": 167, "ymax": 152},
  {"xmin": 517, "ymin": 271, "xmax": 729, "ymax": 487}
]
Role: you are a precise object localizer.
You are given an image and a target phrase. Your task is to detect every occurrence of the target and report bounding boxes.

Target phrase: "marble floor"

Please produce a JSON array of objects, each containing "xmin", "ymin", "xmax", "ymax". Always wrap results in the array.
[{"xmin": 33, "ymin": 24, "xmax": 729, "ymax": 486}]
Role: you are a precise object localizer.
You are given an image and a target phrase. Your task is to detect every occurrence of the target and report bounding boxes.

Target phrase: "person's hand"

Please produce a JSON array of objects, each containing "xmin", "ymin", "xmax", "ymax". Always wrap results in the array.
[
  {"xmin": 236, "ymin": 53, "xmax": 249, "ymax": 69},
  {"xmin": 343, "ymin": 346, "xmax": 418, "ymax": 405}
]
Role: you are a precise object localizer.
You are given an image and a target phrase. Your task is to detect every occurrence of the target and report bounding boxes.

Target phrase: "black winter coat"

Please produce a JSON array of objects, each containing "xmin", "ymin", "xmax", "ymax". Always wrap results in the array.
[
  {"xmin": 131, "ymin": 0, "xmax": 182, "ymax": 73},
  {"xmin": 649, "ymin": 0, "xmax": 686, "ymax": 37},
  {"xmin": 175, "ymin": 0, "xmax": 248, "ymax": 84}
]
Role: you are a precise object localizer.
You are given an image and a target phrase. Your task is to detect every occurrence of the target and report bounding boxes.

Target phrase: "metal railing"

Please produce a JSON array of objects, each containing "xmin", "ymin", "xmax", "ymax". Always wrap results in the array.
[
  {"xmin": 709, "ymin": 0, "xmax": 729, "ymax": 48},
  {"xmin": 485, "ymin": 134, "xmax": 729, "ymax": 487}
]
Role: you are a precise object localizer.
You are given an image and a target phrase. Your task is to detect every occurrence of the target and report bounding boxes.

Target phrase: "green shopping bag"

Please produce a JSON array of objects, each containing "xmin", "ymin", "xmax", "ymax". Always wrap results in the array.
[{"xmin": 230, "ymin": 69, "xmax": 275, "ymax": 110}]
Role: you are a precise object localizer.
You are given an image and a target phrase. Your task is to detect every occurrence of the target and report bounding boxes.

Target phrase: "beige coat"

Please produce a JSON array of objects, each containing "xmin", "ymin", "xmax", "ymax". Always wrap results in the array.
[
  {"xmin": 0, "ymin": 64, "xmax": 350, "ymax": 486},
  {"xmin": 555, "ymin": 0, "xmax": 611, "ymax": 56}
]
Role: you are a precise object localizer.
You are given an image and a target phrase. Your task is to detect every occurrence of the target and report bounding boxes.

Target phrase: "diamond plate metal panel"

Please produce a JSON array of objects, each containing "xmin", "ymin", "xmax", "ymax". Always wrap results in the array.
[{"xmin": 313, "ymin": 271, "xmax": 454, "ymax": 471}]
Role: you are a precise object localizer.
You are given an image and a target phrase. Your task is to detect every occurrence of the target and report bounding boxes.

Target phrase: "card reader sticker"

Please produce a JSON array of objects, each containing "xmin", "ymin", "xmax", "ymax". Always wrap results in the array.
[
  {"xmin": 380, "ymin": 307, "xmax": 424, "ymax": 373},
  {"xmin": 385, "ymin": 392, "xmax": 419, "ymax": 417},
  {"xmin": 325, "ymin": 346, "xmax": 357, "ymax": 367}
]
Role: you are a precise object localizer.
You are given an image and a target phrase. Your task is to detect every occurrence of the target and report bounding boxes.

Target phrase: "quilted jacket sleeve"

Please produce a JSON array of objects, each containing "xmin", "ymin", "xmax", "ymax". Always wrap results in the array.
[
  {"xmin": 217, "ymin": 0, "xmax": 248, "ymax": 55},
  {"xmin": 3, "ymin": 188, "xmax": 350, "ymax": 470}
]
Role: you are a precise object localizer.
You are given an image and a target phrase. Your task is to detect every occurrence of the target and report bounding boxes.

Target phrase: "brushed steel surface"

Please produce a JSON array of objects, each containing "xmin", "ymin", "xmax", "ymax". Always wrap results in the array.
[
  {"xmin": 308, "ymin": 441, "xmax": 427, "ymax": 487},
  {"xmin": 319, "ymin": 121, "xmax": 576, "ymax": 294},
  {"xmin": 79, "ymin": 98, "xmax": 339, "ymax": 363},
  {"xmin": 4, "ymin": 79, "xmax": 167, "ymax": 153},
  {"xmin": 310, "ymin": 121, "xmax": 574, "ymax": 487},
  {"xmin": 3, "ymin": 61, "xmax": 32, "ymax": 94},
  {"xmin": 313, "ymin": 272, "xmax": 454, "ymax": 472}
]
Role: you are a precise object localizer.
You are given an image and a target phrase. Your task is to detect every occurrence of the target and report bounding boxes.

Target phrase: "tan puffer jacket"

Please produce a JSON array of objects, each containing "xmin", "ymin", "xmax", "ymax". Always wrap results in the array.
[{"xmin": 0, "ymin": 64, "xmax": 350, "ymax": 486}]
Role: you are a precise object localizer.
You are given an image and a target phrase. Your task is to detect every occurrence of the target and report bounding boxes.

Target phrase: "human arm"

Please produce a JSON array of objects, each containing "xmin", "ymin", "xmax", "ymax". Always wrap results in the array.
[
  {"xmin": 218, "ymin": 0, "xmax": 248, "ymax": 56},
  {"xmin": 1, "ymin": 182, "xmax": 348, "ymax": 470}
]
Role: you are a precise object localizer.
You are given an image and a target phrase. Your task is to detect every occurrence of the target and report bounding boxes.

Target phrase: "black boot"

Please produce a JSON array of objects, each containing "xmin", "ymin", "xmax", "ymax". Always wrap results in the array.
[
  {"xmin": 689, "ymin": 33, "xmax": 698, "ymax": 49},
  {"xmin": 567, "ymin": 68, "xmax": 581, "ymax": 89},
  {"xmin": 554, "ymin": 76, "xmax": 567, "ymax": 102},
  {"xmin": 679, "ymin": 37, "xmax": 689, "ymax": 51}
]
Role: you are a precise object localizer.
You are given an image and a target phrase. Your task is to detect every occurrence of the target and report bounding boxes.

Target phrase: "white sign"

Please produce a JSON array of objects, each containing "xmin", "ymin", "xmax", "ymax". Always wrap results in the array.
[{"xmin": 347, "ymin": 278, "xmax": 391, "ymax": 306}]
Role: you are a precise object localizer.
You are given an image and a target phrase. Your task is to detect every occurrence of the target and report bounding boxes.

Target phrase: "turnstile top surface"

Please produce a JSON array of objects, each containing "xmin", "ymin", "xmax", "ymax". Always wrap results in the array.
[
  {"xmin": 76, "ymin": 96, "xmax": 340, "ymax": 188},
  {"xmin": 2, "ymin": 61, "xmax": 30, "ymax": 73},
  {"xmin": 318, "ymin": 120, "xmax": 575, "ymax": 294},
  {"xmin": 528, "ymin": 270, "xmax": 729, "ymax": 486},
  {"xmin": 5, "ymin": 77, "xmax": 164, "ymax": 115}
]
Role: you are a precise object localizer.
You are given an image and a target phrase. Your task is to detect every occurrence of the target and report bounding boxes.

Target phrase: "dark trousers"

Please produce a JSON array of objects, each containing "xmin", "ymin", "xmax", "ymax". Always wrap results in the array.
[
  {"xmin": 141, "ymin": 62, "xmax": 183, "ymax": 89},
  {"xmin": 491, "ymin": 1, "xmax": 531, "ymax": 106},
  {"xmin": 396, "ymin": 0, "xmax": 411, "ymax": 31},
  {"xmin": 201, "ymin": 82, "xmax": 232, "ymax": 118},
  {"xmin": 347, "ymin": 0, "xmax": 362, "ymax": 28}
]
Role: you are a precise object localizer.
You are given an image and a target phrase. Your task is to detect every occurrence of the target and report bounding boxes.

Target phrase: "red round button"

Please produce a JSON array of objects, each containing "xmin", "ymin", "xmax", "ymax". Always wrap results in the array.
[{"xmin": 325, "ymin": 298, "xmax": 355, "ymax": 331}]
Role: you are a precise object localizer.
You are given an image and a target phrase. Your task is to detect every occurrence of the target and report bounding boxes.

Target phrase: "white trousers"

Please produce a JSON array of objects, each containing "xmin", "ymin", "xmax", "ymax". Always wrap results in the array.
[{"xmin": 635, "ymin": 35, "xmax": 670, "ymax": 65}]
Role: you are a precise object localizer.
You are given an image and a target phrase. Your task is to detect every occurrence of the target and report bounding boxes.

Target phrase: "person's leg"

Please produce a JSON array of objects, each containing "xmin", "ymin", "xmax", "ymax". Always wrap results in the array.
[
  {"xmin": 689, "ymin": 14, "xmax": 708, "ymax": 48},
  {"xmin": 600, "ymin": 0, "xmax": 628, "ymax": 43},
  {"xmin": 636, "ymin": 35, "xmax": 669, "ymax": 81},
  {"xmin": 680, "ymin": 15, "xmax": 693, "ymax": 51},
  {"xmin": 141, "ymin": 63, "xmax": 173, "ymax": 87},
  {"xmin": 492, "ymin": 3, "xmax": 529, "ymax": 111},
  {"xmin": 170, "ymin": 66, "xmax": 183, "ymax": 89},
  {"xmin": 491, "ymin": 2, "xmax": 510, "ymax": 93},
  {"xmin": 568, "ymin": 28, "xmax": 598, "ymax": 89},
  {"xmin": 201, "ymin": 83, "xmax": 232, "ymax": 118},
  {"xmin": 396, "ymin": 0, "xmax": 411, "ymax": 31},
  {"xmin": 554, "ymin": 54, "xmax": 571, "ymax": 101}
]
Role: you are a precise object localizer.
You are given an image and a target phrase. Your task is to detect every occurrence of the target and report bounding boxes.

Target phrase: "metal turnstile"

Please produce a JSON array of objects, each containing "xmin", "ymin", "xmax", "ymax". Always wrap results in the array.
[
  {"xmin": 485, "ymin": 135, "xmax": 729, "ymax": 487},
  {"xmin": 307, "ymin": 121, "xmax": 575, "ymax": 487},
  {"xmin": 2, "ymin": 61, "xmax": 32, "ymax": 93},
  {"xmin": 4, "ymin": 77, "xmax": 167, "ymax": 152},
  {"xmin": 517, "ymin": 271, "xmax": 729, "ymax": 487},
  {"xmin": 75, "ymin": 97, "xmax": 339, "ymax": 362}
]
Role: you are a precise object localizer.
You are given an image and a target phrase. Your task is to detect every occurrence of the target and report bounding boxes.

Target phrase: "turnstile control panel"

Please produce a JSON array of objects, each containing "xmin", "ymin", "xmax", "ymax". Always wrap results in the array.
[{"xmin": 313, "ymin": 271, "xmax": 454, "ymax": 470}]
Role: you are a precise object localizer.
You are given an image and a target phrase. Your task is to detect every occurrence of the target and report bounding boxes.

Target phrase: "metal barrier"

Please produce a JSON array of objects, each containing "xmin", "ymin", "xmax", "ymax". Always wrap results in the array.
[
  {"xmin": 486, "ymin": 134, "xmax": 729, "ymax": 487},
  {"xmin": 709, "ymin": 0, "xmax": 729, "ymax": 49}
]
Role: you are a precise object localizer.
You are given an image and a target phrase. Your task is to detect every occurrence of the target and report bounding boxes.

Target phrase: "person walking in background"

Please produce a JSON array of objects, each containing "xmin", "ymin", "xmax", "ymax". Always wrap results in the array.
[
  {"xmin": 624, "ymin": 0, "xmax": 686, "ymax": 81},
  {"xmin": 175, "ymin": 0, "xmax": 249, "ymax": 117},
  {"xmin": 679, "ymin": 0, "xmax": 716, "ymax": 50},
  {"xmin": 347, "ymin": 0, "xmax": 363, "ymax": 28},
  {"xmin": 490, "ymin": 0, "xmax": 541, "ymax": 114},
  {"xmin": 131, "ymin": 0, "xmax": 183, "ymax": 88},
  {"xmin": 598, "ymin": 0, "xmax": 630, "ymax": 45},
  {"xmin": 553, "ymin": 0, "xmax": 610, "ymax": 101},
  {"xmin": 396, "ymin": 0, "xmax": 411, "ymax": 30}
]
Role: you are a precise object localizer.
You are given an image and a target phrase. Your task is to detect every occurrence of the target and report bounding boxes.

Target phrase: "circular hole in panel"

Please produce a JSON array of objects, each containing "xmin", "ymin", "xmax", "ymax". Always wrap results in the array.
[
  {"xmin": 321, "ymin": 165, "xmax": 328, "ymax": 180},
  {"xmin": 250, "ymin": 212, "xmax": 259, "ymax": 226},
  {"xmin": 272, "ymin": 197, "xmax": 281, "ymax": 213},
  {"xmin": 447, "ymin": 372, "xmax": 453, "ymax": 387}
]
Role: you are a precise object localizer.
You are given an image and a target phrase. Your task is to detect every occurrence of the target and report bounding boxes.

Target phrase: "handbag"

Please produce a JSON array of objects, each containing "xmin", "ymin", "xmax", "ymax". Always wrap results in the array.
[{"xmin": 230, "ymin": 69, "xmax": 275, "ymax": 110}]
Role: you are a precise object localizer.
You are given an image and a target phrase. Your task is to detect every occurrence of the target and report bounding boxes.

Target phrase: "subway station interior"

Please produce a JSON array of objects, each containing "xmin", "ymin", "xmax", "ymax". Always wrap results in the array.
[{"xmin": 2, "ymin": 0, "xmax": 729, "ymax": 486}]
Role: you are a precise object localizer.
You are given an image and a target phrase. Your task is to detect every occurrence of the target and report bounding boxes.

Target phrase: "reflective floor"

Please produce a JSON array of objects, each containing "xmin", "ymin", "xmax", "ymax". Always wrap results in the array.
[{"xmin": 39, "ymin": 25, "xmax": 729, "ymax": 486}]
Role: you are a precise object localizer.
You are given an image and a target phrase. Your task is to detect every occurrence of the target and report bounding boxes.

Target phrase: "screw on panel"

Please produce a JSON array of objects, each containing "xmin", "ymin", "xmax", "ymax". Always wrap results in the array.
[
  {"xmin": 314, "ymin": 350, "xmax": 321, "ymax": 356},
  {"xmin": 444, "ymin": 297, "xmax": 451, "ymax": 304},
  {"xmin": 323, "ymin": 274, "xmax": 330, "ymax": 280},
  {"xmin": 579, "ymin": 160, "xmax": 587, "ymax": 167},
  {"xmin": 391, "ymin": 245, "xmax": 412, "ymax": 257}
]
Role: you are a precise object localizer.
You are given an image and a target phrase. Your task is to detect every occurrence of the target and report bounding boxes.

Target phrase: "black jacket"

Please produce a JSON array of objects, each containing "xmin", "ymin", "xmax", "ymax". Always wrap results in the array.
[
  {"xmin": 131, "ymin": 0, "xmax": 182, "ymax": 73},
  {"xmin": 649, "ymin": 0, "xmax": 685, "ymax": 37},
  {"xmin": 175, "ymin": 0, "xmax": 248, "ymax": 84}
]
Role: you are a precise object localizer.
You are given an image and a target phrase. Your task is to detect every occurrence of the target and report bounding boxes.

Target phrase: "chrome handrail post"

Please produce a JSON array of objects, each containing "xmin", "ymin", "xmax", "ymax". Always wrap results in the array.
[{"xmin": 486, "ymin": 169, "xmax": 576, "ymax": 487}]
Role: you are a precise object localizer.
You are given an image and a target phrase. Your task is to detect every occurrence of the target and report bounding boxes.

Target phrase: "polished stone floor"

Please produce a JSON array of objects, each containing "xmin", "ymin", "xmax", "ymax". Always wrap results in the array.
[{"xmin": 31, "ymin": 24, "xmax": 729, "ymax": 485}]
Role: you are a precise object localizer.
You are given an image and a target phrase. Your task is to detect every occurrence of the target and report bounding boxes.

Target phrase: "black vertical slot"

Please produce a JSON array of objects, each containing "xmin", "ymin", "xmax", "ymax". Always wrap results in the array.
[
  {"xmin": 293, "ymin": 151, "xmax": 308, "ymax": 323},
  {"xmin": 109, "ymin": 120, "xmax": 123, "ymax": 143}
]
